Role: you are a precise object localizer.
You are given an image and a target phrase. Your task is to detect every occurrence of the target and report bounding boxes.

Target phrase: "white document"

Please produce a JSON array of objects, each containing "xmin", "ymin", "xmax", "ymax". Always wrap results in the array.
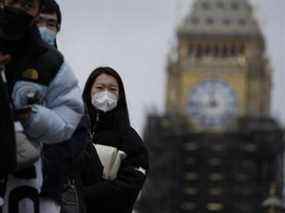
[{"xmin": 94, "ymin": 144, "xmax": 127, "ymax": 180}]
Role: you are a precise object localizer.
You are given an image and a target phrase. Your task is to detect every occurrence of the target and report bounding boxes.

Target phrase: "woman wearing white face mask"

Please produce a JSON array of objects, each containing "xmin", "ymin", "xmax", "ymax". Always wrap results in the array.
[{"xmin": 76, "ymin": 66, "xmax": 149, "ymax": 213}]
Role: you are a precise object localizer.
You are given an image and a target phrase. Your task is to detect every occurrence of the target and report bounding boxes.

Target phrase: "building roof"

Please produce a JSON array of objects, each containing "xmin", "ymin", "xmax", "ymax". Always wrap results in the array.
[{"xmin": 178, "ymin": 0, "xmax": 262, "ymax": 37}]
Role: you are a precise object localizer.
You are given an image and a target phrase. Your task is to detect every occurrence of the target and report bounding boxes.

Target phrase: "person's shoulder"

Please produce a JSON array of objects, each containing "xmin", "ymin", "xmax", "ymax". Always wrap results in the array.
[
  {"xmin": 78, "ymin": 114, "xmax": 91, "ymax": 129},
  {"xmin": 41, "ymin": 45, "xmax": 64, "ymax": 67},
  {"xmin": 33, "ymin": 28, "xmax": 64, "ymax": 64},
  {"xmin": 33, "ymin": 45, "xmax": 64, "ymax": 85},
  {"xmin": 121, "ymin": 126, "xmax": 149, "ymax": 165},
  {"xmin": 129, "ymin": 126, "xmax": 142, "ymax": 139},
  {"xmin": 122, "ymin": 126, "xmax": 144, "ymax": 145}
]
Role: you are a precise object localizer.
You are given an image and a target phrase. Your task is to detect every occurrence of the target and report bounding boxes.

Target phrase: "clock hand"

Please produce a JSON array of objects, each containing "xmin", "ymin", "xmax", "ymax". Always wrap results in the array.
[{"xmin": 209, "ymin": 84, "xmax": 217, "ymax": 108}]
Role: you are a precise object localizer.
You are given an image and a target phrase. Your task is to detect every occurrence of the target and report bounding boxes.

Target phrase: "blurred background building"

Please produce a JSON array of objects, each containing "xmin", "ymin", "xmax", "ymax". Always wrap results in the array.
[{"xmin": 136, "ymin": 0, "xmax": 284, "ymax": 212}]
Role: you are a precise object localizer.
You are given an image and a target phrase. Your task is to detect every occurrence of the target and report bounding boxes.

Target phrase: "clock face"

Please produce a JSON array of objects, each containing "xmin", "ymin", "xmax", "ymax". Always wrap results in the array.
[{"xmin": 187, "ymin": 80, "xmax": 237, "ymax": 129}]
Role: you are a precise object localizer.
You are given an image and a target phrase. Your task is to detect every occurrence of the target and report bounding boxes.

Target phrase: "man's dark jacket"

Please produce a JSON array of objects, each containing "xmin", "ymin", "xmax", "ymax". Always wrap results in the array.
[
  {"xmin": 40, "ymin": 116, "xmax": 99, "ymax": 204},
  {"xmin": 0, "ymin": 70, "xmax": 16, "ymax": 178}
]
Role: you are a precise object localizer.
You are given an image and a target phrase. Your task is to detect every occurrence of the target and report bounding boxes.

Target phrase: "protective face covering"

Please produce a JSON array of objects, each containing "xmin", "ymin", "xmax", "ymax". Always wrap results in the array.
[
  {"xmin": 38, "ymin": 26, "xmax": 57, "ymax": 46},
  {"xmin": 92, "ymin": 90, "xmax": 118, "ymax": 113}
]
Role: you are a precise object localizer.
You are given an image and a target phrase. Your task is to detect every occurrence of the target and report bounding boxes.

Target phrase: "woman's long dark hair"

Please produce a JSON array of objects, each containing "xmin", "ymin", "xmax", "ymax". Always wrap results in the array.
[{"xmin": 82, "ymin": 66, "xmax": 130, "ymax": 132}]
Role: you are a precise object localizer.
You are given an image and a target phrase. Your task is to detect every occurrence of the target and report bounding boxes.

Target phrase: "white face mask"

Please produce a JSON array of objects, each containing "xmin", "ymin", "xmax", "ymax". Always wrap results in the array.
[
  {"xmin": 91, "ymin": 90, "xmax": 118, "ymax": 112},
  {"xmin": 38, "ymin": 26, "xmax": 57, "ymax": 46}
]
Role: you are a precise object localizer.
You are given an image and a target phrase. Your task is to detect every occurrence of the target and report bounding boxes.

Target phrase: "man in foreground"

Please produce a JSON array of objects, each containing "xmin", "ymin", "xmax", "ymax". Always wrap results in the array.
[{"xmin": 0, "ymin": 0, "xmax": 83, "ymax": 212}]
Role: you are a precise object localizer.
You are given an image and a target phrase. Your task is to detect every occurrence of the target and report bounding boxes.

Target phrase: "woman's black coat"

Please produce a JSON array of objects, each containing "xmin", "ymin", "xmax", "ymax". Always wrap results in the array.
[{"xmin": 79, "ymin": 113, "xmax": 149, "ymax": 213}]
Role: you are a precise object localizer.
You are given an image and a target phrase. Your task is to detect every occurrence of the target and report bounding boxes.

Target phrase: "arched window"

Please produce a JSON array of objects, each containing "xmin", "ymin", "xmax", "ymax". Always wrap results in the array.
[
  {"xmin": 222, "ymin": 45, "xmax": 229, "ymax": 57},
  {"xmin": 214, "ymin": 45, "xmax": 219, "ymax": 57},
  {"xmin": 230, "ymin": 45, "xmax": 237, "ymax": 56},
  {"xmin": 188, "ymin": 45, "xmax": 194, "ymax": 56},
  {"xmin": 231, "ymin": 2, "xmax": 239, "ymax": 10},
  {"xmin": 240, "ymin": 44, "xmax": 245, "ymax": 55},
  {"xmin": 191, "ymin": 17, "xmax": 200, "ymax": 25},
  {"xmin": 196, "ymin": 44, "xmax": 203, "ymax": 58},
  {"xmin": 206, "ymin": 17, "xmax": 214, "ymax": 25},
  {"xmin": 238, "ymin": 19, "xmax": 247, "ymax": 26},
  {"xmin": 202, "ymin": 2, "xmax": 211, "ymax": 10},
  {"xmin": 217, "ymin": 1, "xmax": 225, "ymax": 9},
  {"xmin": 223, "ymin": 19, "xmax": 231, "ymax": 26},
  {"xmin": 205, "ymin": 45, "xmax": 211, "ymax": 55}
]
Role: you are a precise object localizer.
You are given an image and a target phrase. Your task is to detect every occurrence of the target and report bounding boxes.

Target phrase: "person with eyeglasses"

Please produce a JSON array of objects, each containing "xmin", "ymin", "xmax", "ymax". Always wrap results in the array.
[{"xmin": 0, "ymin": 0, "xmax": 84, "ymax": 212}]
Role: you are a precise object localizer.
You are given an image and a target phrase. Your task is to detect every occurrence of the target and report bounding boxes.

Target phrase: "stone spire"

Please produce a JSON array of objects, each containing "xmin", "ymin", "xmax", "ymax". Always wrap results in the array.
[{"xmin": 178, "ymin": 0, "xmax": 262, "ymax": 37}]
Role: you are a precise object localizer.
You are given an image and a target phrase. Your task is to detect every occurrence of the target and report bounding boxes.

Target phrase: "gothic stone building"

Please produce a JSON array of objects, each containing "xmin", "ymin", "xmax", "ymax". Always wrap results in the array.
[{"xmin": 136, "ymin": 1, "xmax": 284, "ymax": 213}]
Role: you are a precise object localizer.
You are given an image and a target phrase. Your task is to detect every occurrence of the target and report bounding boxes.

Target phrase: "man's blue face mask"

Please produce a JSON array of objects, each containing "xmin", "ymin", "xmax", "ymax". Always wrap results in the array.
[{"xmin": 38, "ymin": 26, "xmax": 56, "ymax": 46}]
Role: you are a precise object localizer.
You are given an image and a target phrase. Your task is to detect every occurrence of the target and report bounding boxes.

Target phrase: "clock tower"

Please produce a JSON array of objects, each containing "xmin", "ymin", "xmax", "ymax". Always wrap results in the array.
[
  {"xmin": 166, "ymin": 0, "xmax": 272, "ymax": 131},
  {"xmin": 136, "ymin": 1, "xmax": 284, "ymax": 213}
]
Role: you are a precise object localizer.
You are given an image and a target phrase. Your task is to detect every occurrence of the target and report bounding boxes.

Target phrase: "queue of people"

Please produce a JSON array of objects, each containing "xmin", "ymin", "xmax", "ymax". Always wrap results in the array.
[{"xmin": 0, "ymin": 0, "xmax": 149, "ymax": 213}]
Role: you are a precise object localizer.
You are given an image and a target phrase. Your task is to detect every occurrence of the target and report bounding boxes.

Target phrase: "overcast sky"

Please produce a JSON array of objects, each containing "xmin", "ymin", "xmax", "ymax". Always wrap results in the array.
[{"xmin": 56, "ymin": 0, "xmax": 285, "ymax": 135}]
